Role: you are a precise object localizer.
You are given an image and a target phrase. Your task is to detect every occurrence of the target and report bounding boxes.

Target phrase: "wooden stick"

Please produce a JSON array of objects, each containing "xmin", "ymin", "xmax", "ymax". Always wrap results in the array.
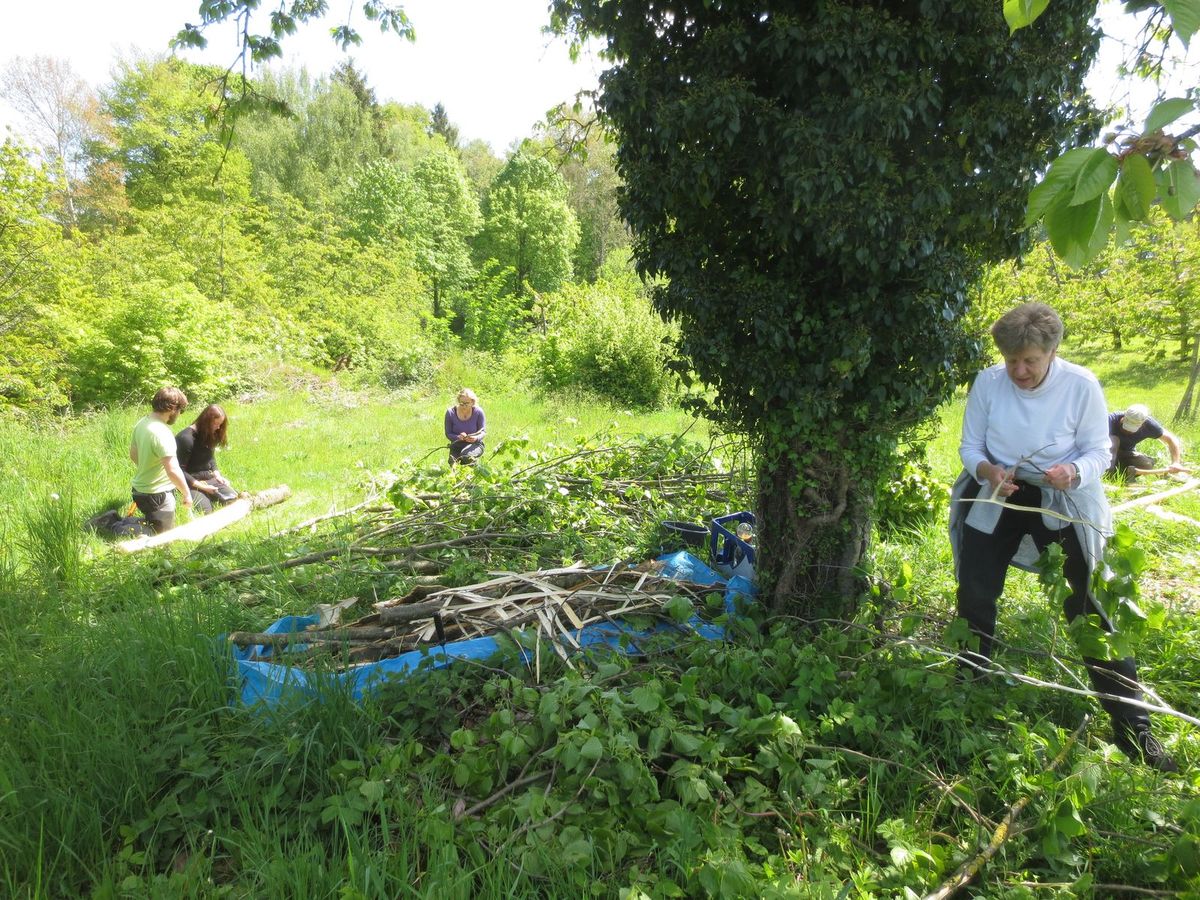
[
  {"xmin": 228, "ymin": 626, "xmax": 397, "ymax": 646},
  {"xmin": 1111, "ymin": 477, "xmax": 1200, "ymax": 513},
  {"xmin": 200, "ymin": 532, "xmax": 499, "ymax": 585},
  {"xmin": 922, "ymin": 716, "xmax": 1089, "ymax": 900},
  {"xmin": 277, "ymin": 494, "xmax": 387, "ymax": 535},
  {"xmin": 1143, "ymin": 504, "xmax": 1200, "ymax": 528}
]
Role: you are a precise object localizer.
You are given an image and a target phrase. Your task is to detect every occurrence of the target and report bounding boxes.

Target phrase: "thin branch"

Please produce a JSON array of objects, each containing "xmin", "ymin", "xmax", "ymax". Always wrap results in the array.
[{"xmin": 922, "ymin": 716, "xmax": 1090, "ymax": 900}]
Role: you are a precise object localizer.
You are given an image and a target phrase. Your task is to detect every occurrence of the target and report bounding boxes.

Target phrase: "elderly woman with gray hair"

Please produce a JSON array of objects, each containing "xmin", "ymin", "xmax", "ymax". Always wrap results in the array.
[{"xmin": 949, "ymin": 302, "xmax": 1176, "ymax": 771}]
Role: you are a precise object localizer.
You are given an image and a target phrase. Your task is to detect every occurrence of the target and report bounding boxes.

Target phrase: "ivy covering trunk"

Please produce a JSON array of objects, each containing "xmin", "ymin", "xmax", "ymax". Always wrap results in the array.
[{"xmin": 552, "ymin": 0, "xmax": 1103, "ymax": 612}]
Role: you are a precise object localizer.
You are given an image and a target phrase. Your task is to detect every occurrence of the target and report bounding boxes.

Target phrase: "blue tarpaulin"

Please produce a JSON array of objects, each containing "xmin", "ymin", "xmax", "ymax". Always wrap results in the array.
[{"xmin": 227, "ymin": 551, "xmax": 758, "ymax": 706}]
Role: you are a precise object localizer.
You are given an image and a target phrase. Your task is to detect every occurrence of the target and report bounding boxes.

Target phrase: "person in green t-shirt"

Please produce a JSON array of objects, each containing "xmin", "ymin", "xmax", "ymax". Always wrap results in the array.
[{"xmin": 129, "ymin": 387, "xmax": 193, "ymax": 533}]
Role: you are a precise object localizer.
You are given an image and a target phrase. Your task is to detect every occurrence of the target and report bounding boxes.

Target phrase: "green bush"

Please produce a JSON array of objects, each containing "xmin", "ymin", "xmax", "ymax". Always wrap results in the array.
[
  {"xmin": 67, "ymin": 280, "xmax": 249, "ymax": 407},
  {"xmin": 460, "ymin": 259, "xmax": 525, "ymax": 352},
  {"xmin": 537, "ymin": 280, "xmax": 679, "ymax": 408},
  {"xmin": 875, "ymin": 451, "xmax": 949, "ymax": 535}
]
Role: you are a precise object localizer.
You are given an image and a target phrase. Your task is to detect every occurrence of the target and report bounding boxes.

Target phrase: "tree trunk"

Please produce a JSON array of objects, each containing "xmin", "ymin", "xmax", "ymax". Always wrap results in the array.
[
  {"xmin": 1111, "ymin": 329, "xmax": 1122, "ymax": 350},
  {"xmin": 1174, "ymin": 330, "xmax": 1200, "ymax": 423},
  {"xmin": 756, "ymin": 442, "xmax": 873, "ymax": 615}
]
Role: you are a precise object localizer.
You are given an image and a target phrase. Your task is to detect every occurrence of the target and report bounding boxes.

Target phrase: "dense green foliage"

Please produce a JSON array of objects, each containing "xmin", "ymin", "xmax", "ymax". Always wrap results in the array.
[
  {"xmin": 537, "ymin": 267, "xmax": 680, "ymax": 409},
  {"xmin": 551, "ymin": 0, "xmax": 1103, "ymax": 607},
  {"xmin": 475, "ymin": 151, "xmax": 581, "ymax": 299},
  {"xmin": 0, "ymin": 49, "xmax": 675, "ymax": 414},
  {"xmin": 1010, "ymin": 2, "xmax": 1198, "ymax": 266}
]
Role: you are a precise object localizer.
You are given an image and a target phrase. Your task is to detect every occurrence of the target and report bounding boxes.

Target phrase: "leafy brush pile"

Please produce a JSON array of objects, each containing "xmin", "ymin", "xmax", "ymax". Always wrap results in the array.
[
  {"xmin": 291, "ymin": 602, "xmax": 1200, "ymax": 898},
  {"xmin": 193, "ymin": 430, "xmax": 754, "ymax": 596}
]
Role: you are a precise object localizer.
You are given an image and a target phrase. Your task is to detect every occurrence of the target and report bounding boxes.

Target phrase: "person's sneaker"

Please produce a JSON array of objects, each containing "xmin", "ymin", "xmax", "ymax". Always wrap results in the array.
[{"xmin": 1114, "ymin": 727, "xmax": 1180, "ymax": 773}]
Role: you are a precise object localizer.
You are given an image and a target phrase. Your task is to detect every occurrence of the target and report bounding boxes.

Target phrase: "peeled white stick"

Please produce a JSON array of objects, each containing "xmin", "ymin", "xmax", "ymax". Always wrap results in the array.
[{"xmin": 117, "ymin": 485, "xmax": 291, "ymax": 553}]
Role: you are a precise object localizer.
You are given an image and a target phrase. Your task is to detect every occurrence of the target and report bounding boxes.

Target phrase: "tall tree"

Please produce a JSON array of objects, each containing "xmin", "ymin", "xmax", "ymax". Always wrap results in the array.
[
  {"xmin": 0, "ymin": 56, "xmax": 103, "ymax": 233},
  {"xmin": 536, "ymin": 108, "xmax": 628, "ymax": 281},
  {"xmin": 476, "ymin": 151, "xmax": 579, "ymax": 298},
  {"xmin": 551, "ymin": 0, "xmax": 1100, "ymax": 609},
  {"xmin": 333, "ymin": 60, "xmax": 390, "ymax": 154},
  {"xmin": 429, "ymin": 102, "xmax": 460, "ymax": 151},
  {"xmin": 103, "ymin": 56, "xmax": 231, "ymax": 208},
  {"xmin": 459, "ymin": 138, "xmax": 504, "ymax": 201},
  {"xmin": 410, "ymin": 148, "xmax": 482, "ymax": 317}
]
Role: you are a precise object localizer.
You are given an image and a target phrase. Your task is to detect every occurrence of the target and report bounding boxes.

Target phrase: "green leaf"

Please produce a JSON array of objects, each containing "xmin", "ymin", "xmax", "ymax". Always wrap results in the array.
[
  {"xmin": 1144, "ymin": 97, "xmax": 1196, "ymax": 133},
  {"xmin": 1004, "ymin": 0, "xmax": 1051, "ymax": 33},
  {"xmin": 1164, "ymin": 0, "xmax": 1200, "ymax": 47},
  {"xmin": 358, "ymin": 780, "xmax": 385, "ymax": 803},
  {"xmin": 664, "ymin": 593, "xmax": 694, "ymax": 623},
  {"xmin": 1070, "ymin": 149, "xmax": 1119, "ymax": 206},
  {"xmin": 580, "ymin": 735, "xmax": 604, "ymax": 762},
  {"xmin": 647, "ymin": 726, "xmax": 669, "ymax": 756},
  {"xmin": 1117, "ymin": 154, "xmax": 1156, "ymax": 220},
  {"xmin": 1054, "ymin": 800, "xmax": 1087, "ymax": 837},
  {"xmin": 1158, "ymin": 158, "xmax": 1200, "ymax": 219},
  {"xmin": 1045, "ymin": 193, "xmax": 1104, "ymax": 267},
  {"xmin": 631, "ymin": 685, "xmax": 662, "ymax": 713},
  {"xmin": 1084, "ymin": 193, "xmax": 1115, "ymax": 262},
  {"xmin": 1025, "ymin": 147, "xmax": 1095, "ymax": 226}
]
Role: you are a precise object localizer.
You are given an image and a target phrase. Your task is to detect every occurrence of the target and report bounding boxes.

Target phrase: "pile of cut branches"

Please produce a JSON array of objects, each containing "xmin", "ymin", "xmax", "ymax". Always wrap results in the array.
[
  {"xmin": 228, "ymin": 562, "xmax": 722, "ymax": 673},
  {"xmin": 199, "ymin": 432, "xmax": 753, "ymax": 589}
]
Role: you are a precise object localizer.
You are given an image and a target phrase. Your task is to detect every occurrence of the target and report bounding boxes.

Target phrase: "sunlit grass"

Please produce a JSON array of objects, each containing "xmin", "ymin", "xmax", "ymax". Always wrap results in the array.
[{"xmin": 1, "ymin": 348, "xmax": 1198, "ymax": 896}]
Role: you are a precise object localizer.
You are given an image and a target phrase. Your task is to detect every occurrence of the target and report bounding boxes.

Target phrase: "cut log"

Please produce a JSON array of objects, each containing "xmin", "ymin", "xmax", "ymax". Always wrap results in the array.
[
  {"xmin": 251, "ymin": 485, "xmax": 292, "ymax": 509},
  {"xmin": 116, "ymin": 485, "xmax": 291, "ymax": 553}
]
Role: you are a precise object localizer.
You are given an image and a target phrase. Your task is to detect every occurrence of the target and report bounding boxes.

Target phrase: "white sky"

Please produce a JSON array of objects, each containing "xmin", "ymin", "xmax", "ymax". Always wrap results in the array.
[
  {"xmin": 0, "ymin": 1, "xmax": 1195, "ymax": 153},
  {"xmin": 0, "ymin": 0, "xmax": 605, "ymax": 153}
]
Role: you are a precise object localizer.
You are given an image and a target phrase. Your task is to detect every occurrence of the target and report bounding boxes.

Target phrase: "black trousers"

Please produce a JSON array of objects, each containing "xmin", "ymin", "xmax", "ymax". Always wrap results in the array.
[
  {"xmin": 449, "ymin": 439, "xmax": 484, "ymax": 465},
  {"xmin": 131, "ymin": 490, "xmax": 175, "ymax": 534},
  {"xmin": 1107, "ymin": 435, "xmax": 1155, "ymax": 479},
  {"xmin": 956, "ymin": 480, "xmax": 1148, "ymax": 730}
]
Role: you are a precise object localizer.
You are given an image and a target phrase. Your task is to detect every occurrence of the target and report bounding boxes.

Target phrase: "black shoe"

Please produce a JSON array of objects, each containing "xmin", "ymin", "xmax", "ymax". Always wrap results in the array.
[{"xmin": 1114, "ymin": 727, "xmax": 1179, "ymax": 773}]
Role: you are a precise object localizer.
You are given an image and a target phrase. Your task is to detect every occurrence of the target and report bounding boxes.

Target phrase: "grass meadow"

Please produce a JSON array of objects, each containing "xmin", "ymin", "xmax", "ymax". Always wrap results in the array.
[{"xmin": 1, "ymin": 345, "xmax": 1198, "ymax": 897}]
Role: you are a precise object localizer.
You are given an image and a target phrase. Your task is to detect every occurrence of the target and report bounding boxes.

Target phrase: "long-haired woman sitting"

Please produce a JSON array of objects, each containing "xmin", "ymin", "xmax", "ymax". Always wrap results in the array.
[{"xmin": 176, "ymin": 404, "xmax": 239, "ymax": 514}]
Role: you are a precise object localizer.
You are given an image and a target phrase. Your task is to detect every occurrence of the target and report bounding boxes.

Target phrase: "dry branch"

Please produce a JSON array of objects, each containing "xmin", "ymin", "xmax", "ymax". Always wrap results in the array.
[
  {"xmin": 922, "ymin": 716, "xmax": 1090, "ymax": 900},
  {"xmin": 199, "ymin": 531, "xmax": 505, "ymax": 586},
  {"xmin": 231, "ymin": 562, "xmax": 711, "ymax": 671}
]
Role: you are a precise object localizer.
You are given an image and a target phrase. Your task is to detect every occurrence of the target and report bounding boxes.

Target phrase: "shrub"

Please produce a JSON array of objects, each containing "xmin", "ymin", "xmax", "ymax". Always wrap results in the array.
[
  {"xmin": 875, "ymin": 449, "xmax": 949, "ymax": 535},
  {"xmin": 67, "ymin": 280, "xmax": 248, "ymax": 407},
  {"xmin": 537, "ymin": 280, "xmax": 678, "ymax": 408}
]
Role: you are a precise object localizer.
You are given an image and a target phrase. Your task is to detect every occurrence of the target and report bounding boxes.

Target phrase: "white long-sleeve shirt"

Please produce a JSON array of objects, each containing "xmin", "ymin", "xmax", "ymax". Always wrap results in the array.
[
  {"xmin": 952, "ymin": 355, "xmax": 1112, "ymax": 574},
  {"xmin": 959, "ymin": 356, "xmax": 1110, "ymax": 488}
]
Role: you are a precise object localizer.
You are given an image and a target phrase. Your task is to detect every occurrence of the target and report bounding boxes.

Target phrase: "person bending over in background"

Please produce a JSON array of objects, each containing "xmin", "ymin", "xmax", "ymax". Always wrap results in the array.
[
  {"xmin": 949, "ymin": 303, "xmax": 1176, "ymax": 771},
  {"xmin": 176, "ymin": 404, "xmax": 239, "ymax": 514},
  {"xmin": 445, "ymin": 388, "xmax": 486, "ymax": 465},
  {"xmin": 1107, "ymin": 404, "xmax": 1185, "ymax": 480},
  {"xmin": 129, "ymin": 387, "xmax": 193, "ymax": 533}
]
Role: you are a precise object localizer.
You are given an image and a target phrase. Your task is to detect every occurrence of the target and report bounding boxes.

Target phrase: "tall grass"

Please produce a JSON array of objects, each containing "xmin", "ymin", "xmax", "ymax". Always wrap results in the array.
[{"xmin": 18, "ymin": 488, "xmax": 84, "ymax": 597}]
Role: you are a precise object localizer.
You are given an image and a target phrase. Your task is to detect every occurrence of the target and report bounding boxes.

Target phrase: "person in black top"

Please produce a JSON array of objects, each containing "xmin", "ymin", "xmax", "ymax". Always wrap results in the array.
[
  {"xmin": 176, "ymin": 404, "xmax": 239, "ymax": 514},
  {"xmin": 1107, "ymin": 404, "xmax": 1185, "ymax": 480}
]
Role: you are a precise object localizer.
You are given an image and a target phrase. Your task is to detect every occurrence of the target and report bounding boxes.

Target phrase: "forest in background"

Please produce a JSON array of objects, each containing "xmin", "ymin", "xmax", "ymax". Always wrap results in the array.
[
  {"xmin": 1, "ymin": 53, "xmax": 677, "ymax": 418},
  {"xmin": 3, "ymin": 52, "xmax": 1199, "ymax": 432}
]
